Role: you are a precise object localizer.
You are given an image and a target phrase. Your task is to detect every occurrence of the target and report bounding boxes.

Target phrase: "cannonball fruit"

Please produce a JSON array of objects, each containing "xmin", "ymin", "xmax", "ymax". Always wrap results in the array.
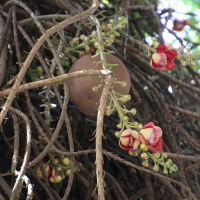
[{"xmin": 68, "ymin": 54, "xmax": 131, "ymax": 116}]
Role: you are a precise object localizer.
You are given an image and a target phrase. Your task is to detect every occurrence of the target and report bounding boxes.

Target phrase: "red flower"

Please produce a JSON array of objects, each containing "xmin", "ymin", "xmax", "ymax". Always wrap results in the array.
[
  {"xmin": 173, "ymin": 19, "xmax": 188, "ymax": 31},
  {"xmin": 150, "ymin": 44, "xmax": 177, "ymax": 70},
  {"xmin": 119, "ymin": 129, "xmax": 140, "ymax": 150},
  {"xmin": 139, "ymin": 122, "xmax": 162, "ymax": 153}
]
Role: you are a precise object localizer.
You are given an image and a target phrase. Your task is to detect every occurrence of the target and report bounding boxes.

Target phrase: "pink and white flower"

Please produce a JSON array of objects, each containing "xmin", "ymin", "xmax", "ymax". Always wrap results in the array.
[
  {"xmin": 139, "ymin": 122, "xmax": 162, "ymax": 153},
  {"xmin": 119, "ymin": 129, "xmax": 140, "ymax": 150}
]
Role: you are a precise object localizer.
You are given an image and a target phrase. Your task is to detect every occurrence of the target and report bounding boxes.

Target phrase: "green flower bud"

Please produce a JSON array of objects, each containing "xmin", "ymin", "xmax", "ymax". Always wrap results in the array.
[
  {"xmin": 80, "ymin": 34, "xmax": 85, "ymax": 40},
  {"xmin": 163, "ymin": 169, "xmax": 168, "ymax": 174},
  {"xmin": 92, "ymin": 86, "xmax": 98, "ymax": 92},
  {"xmin": 94, "ymin": 42, "xmax": 99, "ymax": 49},
  {"xmin": 153, "ymin": 165, "xmax": 159, "ymax": 171},
  {"xmin": 107, "ymin": 24, "xmax": 112, "ymax": 29},
  {"xmin": 115, "ymin": 131, "xmax": 120, "ymax": 138},
  {"xmin": 131, "ymin": 108, "xmax": 136, "ymax": 115},
  {"xmin": 123, "ymin": 116, "xmax": 129, "ymax": 122},
  {"xmin": 141, "ymin": 152, "xmax": 148, "ymax": 159},
  {"xmin": 120, "ymin": 81, "xmax": 127, "ymax": 87},
  {"xmin": 162, "ymin": 153, "xmax": 167, "ymax": 158}
]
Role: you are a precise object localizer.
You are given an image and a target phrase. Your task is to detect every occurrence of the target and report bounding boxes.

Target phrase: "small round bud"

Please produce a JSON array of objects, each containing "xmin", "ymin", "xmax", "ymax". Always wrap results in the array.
[
  {"xmin": 73, "ymin": 37, "xmax": 79, "ymax": 43},
  {"xmin": 62, "ymin": 157, "xmax": 71, "ymax": 166},
  {"xmin": 120, "ymin": 96, "xmax": 128, "ymax": 103},
  {"xmin": 186, "ymin": 52, "xmax": 191, "ymax": 58},
  {"xmin": 84, "ymin": 36, "xmax": 88, "ymax": 42},
  {"xmin": 181, "ymin": 60, "xmax": 187, "ymax": 66},
  {"xmin": 107, "ymin": 24, "xmax": 112, "ymax": 29},
  {"xmin": 165, "ymin": 162, "xmax": 170, "ymax": 166},
  {"xmin": 176, "ymin": 53, "xmax": 181, "ymax": 59},
  {"xmin": 85, "ymin": 46, "xmax": 91, "ymax": 54},
  {"xmin": 115, "ymin": 32, "xmax": 120, "ymax": 37},
  {"xmin": 80, "ymin": 34, "xmax": 85, "ymax": 40},
  {"xmin": 92, "ymin": 86, "xmax": 98, "ymax": 92},
  {"xmin": 139, "ymin": 143, "xmax": 148, "ymax": 151},
  {"xmin": 131, "ymin": 108, "xmax": 136, "ymax": 115},
  {"xmin": 117, "ymin": 124, "xmax": 122, "ymax": 129},
  {"xmin": 167, "ymin": 159, "xmax": 172, "ymax": 165},
  {"xmin": 123, "ymin": 116, "xmax": 129, "ymax": 122},
  {"xmin": 94, "ymin": 42, "xmax": 99, "ymax": 49},
  {"xmin": 180, "ymin": 46, "xmax": 184, "ymax": 51},
  {"xmin": 133, "ymin": 122, "xmax": 138, "ymax": 126},
  {"xmin": 191, "ymin": 61, "xmax": 195, "ymax": 66},
  {"xmin": 56, "ymin": 166, "xmax": 62, "ymax": 172},
  {"xmin": 164, "ymin": 43, "xmax": 172, "ymax": 50},
  {"xmin": 72, "ymin": 57, "xmax": 77, "ymax": 63},
  {"xmin": 110, "ymin": 34, "xmax": 115, "ymax": 38},
  {"xmin": 151, "ymin": 37, "xmax": 157, "ymax": 42},
  {"xmin": 65, "ymin": 169, "xmax": 70, "ymax": 176},
  {"xmin": 36, "ymin": 66, "xmax": 43, "ymax": 75},
  {"xmin": 102, "ymin": 24, "xmax": 107, "ymax": 29},
  {"xmin": 186, "ymin": 48, "xmax": 190, "ymax": 52},
  {"xmin": 141, "ymin": 152, "xmax": 148, "ymax": 159},
  {"xmin": 123, "ymin": 18, "xmax": 128, "ymax": 24},
  {"xmin": 106, "ymin": 107, "xmax": 112, "ymax": 116},
  {"xmin": 154, "ymin": 152, "xmax": 160, "ymax": 158},
  {"xmin": 163, "ymin": 169, "xmax": 168, "ymax": 174},
  {"xmin": 129, "ymin": 150, "xmax": 138, "ymax": 156},
  {"xmin": 50, "ymin": 175, "xmax": 62, "ymax": 183},
  {"xmin": 79, "ymin": 51, "xmax": 85, "ymax": 57},
  {"xmin": 56, "ymin": 70, "xmax": 60, "ymax": 76},
  {"xmin": 75, "ymin": 166, "xmax": 80, "ymax": 172},
  {"xmin": 118, "ymin": 25, "xmax": 123, "ymax": 29},
  {"xmin": 153, "ymin": 165, "xmax": 159, "ymax": 171},
  {"xmin": 104, "ymin": 42, "xmax": 109, "ymax": 47},
  {"xmin": 109, "ymin": 19, "xmax": 114, "ymax": 24},
  {"xmin": 142, "ymin": 161, "xmax": 149, "ymax": 167},
  {"xmin": 108, "ymin": 39, "xmax": 114, "ymax": 44},
  {"xmin": 115, "ymin": 131, "xmax": 120, "ymax": 138},
  {"xmin": 38, "ymin": 135, "xmax": 43, "ymax": 141},
  {"xmin": 137, "ymin": 123, "xmax": 143, "ymax": 130},
  {"xmin": 52, "ymin": 159, "xmax": 59, "ymax": 165},
  {"xmin": 118, "ymin": 17, "xmax": 123, "ymax": 22},
  {"xmin": 64, "ymin": 49, "xmax": 69, "ymax": 54},
  {"xmin": 162, "ymin": 153, "xmax": 167, "ymax": 158},
  {"xmin": 120, "ymin": 81, "xmax": 127, "ymax": 87}
]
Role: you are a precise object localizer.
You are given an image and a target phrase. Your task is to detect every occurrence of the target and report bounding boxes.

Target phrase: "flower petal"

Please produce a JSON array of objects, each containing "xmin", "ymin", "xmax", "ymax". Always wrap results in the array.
[
  {"xmin": 120, "ymin": 129, "xmax": 132, "ymax": 137},
  {"xmin": 154, "ymin": 126, "xmax": 162, "ymax": 137},
  {"xmin": 152, "ymin": 53, "xmax": 162, "ymax": 64},
  {"xmin": 156, "ymin": 44, "xmax": 166, "ymax": 53},
  {"xmin": 143, "ymin": 122, "xmax": 155, "ymax": 129},
  {"xmin": 154, "ymin": 137, "xmax": 163, "ymax": 151},
  {"xmin": 165, "ymin": 50, "xmax": 177, "ymax": 59},
  {"xmin": 157, "ymin": 65, "xmax": 166, "ymax": 70},
  {"xmin": 119, "ymin": 136, "xmax": 130, "ymax": 147},
  {"xmin": 148, "ymin": 145, "xmax": 157, "ymax": 153},
  {"xmin": 140, "ymin": 128, "xmax": 153, "ymax": 141},
  {"xmin": 148, "ymin": 131, "xmax": 159, "ymax": 146},
  {"xmin": 133, "ymin": 139, "xmax": 140, "ymax": 149},
  {"xmin": 166, "ymin": 58, "xmax": 176, "ymax": 69},
  {"xmin": 150, "ymin": 59, "xmax": 158, "ymax": 69},
  {"xmin": 119, "ymin": 140, "xmax": 133, "ymax": 150},
  {"xmin": 130, "ymin": 130, "xmax": 140, "ymax": 139}
]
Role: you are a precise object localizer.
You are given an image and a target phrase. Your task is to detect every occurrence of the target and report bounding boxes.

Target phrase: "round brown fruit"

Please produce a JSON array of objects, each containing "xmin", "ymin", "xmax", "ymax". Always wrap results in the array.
[{"xmin": 68, "ymin": 54, "xmax": 131, "ymax": 116}]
